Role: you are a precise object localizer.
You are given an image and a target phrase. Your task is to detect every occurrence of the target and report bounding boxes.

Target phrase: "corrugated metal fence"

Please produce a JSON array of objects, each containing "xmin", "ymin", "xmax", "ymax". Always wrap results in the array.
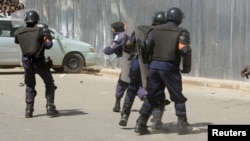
[{"xmin": 25, "ymin": 0, "xmax": 250, "ymax": 81}]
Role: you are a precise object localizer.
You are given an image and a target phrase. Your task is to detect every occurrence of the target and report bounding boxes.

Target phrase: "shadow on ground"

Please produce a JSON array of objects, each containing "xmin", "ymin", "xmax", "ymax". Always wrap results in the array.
[{"xmin": 32, "ymin": 109, "xmax": 88, "ymax": 118}]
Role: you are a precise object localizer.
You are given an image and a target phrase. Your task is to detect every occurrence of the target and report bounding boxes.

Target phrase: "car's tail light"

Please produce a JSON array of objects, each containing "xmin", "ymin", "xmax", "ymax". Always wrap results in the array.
[{"xmin": 89, "ymin": 46, "xmax": 95, "ymax": 53}]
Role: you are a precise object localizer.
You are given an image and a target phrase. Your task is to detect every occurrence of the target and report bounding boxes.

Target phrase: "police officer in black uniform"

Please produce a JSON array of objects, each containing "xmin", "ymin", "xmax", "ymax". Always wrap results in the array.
[
  {"xmin": 103, "ymin": 22, "xmax": 130, "ymax": 112},
  {"xmin": 119, "ymin": 11, "xmax": 171, "ymax": 132},
  {"xmin": 134, "ymin": 7, "xmax": 192, "ymax": 135},
  {"xmin": 14, "ymin": 10, "xmax": 59, "ymax": 118}
]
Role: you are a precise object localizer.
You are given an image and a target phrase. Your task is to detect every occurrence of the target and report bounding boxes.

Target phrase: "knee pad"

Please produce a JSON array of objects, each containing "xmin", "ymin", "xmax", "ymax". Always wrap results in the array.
[
  {"xmin": 26, "ymin": 87, "xmax": 37, "ymax": 96},
  {"xmin": 116, "ymin": 80, "xmax": 129, "ymax": 98},
  {"xmin": 26, "ymin": 87, "xmax": 37, "ymax": 103}
]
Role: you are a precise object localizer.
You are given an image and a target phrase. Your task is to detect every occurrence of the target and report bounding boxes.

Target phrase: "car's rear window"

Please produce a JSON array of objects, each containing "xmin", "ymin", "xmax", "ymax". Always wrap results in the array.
[{"xmin": 0, "ymin": 21, "xmax": 13, "ymax": 37}]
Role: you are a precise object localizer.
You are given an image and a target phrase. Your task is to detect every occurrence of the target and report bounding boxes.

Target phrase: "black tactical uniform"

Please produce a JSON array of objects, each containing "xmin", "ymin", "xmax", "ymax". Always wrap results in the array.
[
  {"xmin": 103, "ymin": 22, "xmax": 130, "ymax": 112},
  {"xmin": 135, "ymin": 7, "xmax": 192, "ymax": 135},
  {"xmin": 119, "ymin": 11, "xmax": 171, "ymax": 133},
  {"xmin": 14, "ymin": 10, "xmax": 59, "ymax": 118}
]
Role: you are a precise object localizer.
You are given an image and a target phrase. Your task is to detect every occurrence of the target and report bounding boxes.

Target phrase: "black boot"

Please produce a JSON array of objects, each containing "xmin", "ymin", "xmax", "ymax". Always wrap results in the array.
[
  {"xmin": 25, "ymin": 102, "xmax": 34, "ymax": 118},
  {"xmin": 119, "ymin": 105, "xmax": 132, "ymax": 126},
  {"xmin": 151, "ymin": 106, "xmax": 169, "ymax": 133},
  {"xmin": 113, "ymin": 98, "xmax": 121, "ymax": 112},
  {"xmin": 177, "ymin": 116, "xmax": 190, "ymax": 135},
  {"xmin": 134, "ymin": 115, "xmax": 150, "ymax": 135},
  {"xmin": 46, "ymin": 97, "xmax": 59, "ymax": 116},
  {"xmin": 151, "ymin": 112, "xmax": 164, "ymax": 133}
]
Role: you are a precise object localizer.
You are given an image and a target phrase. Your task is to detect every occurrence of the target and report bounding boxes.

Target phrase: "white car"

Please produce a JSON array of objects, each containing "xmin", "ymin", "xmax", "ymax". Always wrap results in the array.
[{"xmin": 0, "ymin": 16, "xmax": 97, "ymax": 73}]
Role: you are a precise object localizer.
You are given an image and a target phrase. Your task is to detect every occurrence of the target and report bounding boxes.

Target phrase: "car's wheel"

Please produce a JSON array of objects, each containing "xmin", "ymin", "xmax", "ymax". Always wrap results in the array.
[{"xmin": 62, "ymin": 53, "xmax": 85, "ymax": 73}]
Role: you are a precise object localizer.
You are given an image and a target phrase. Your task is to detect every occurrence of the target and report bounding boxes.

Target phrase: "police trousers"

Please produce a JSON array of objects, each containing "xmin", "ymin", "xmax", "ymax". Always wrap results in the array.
[
  {"xmin": 123, "ymin": 57, "xmax": 142, "ymax": 106},
  {"xmin": 140, "ymin": 68, "xmax": 187, "ymax": 117},
  {"xmin": 22, "ymin": 57, "xmax": 56, "ymax": 104},
  {"xmin": 115, "ymin": 77, "xmax": 129, "ymax": 99}
]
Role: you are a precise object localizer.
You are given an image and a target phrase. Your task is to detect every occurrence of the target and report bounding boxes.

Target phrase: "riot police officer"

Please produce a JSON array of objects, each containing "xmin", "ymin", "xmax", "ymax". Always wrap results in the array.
[
  {"xmin": 14, "ymin": 10, "xmax": 59, "ymax": 118},
  {"xmin": 103, "ymin": 21, "xmax": 130, "ymax": 112},
  {"xmin": 134, "ymin": 7, "xmax": 192, "ymax": 135},
  {"xmin": 119, "ymin": 11, "xmax": 171, "ymax": 133}
]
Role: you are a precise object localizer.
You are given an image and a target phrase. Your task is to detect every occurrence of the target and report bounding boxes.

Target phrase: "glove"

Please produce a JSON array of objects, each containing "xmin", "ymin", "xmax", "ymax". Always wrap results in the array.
[
  {"xmin": 137, "ymin": 87, "xmax": 147, "ymax": 101},
  {"xmin": 241, "ymin": 65, "xmax": 250, "ymax": 79}
]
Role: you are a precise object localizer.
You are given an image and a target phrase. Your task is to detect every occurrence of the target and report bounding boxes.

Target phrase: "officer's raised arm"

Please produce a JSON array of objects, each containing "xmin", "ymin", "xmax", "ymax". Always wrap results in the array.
[{"xmin": 103, "ymin": 22, "xmax": 125, "ymax": 57}]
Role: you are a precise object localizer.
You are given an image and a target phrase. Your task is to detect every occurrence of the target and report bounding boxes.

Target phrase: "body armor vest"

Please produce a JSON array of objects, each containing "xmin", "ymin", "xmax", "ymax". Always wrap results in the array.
[
  {"xmin": 16, "ymin": 26, "xmax": 42, "ymax": 57},
  {"xmin": 152, "ymin": 24, "xmax": 182, "ymax": 63}
]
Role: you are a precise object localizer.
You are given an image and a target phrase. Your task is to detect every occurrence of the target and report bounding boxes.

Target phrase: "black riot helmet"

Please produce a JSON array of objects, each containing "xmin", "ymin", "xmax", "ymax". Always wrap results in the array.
[
  {"xmin": 166, "ymin": 7, "xmax": 184, "ymax": 25},
  {"xmin": 111, "ymin": 21, "xmax": 125, "ymax": 32},
  {"xmin": 24, "ymin": 10, "xmax": 40, "ymax": 24},
  {"xmin": 152, "ymin": 11, "xmax": 166, "ymax": 26}
]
